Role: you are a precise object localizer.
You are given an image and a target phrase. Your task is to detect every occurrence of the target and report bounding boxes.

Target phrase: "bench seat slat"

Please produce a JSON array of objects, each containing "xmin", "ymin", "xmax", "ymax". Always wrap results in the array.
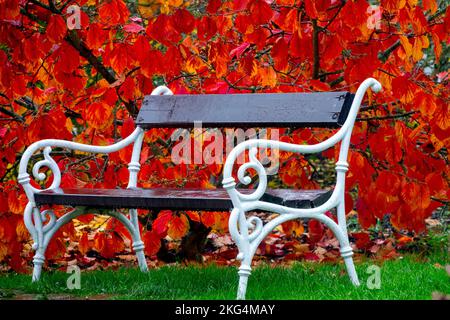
[
  {"xmin": 137, "ymin": 92, "xmax": 354, "ymax": 128},
  {"xmin": 35, "ymin": 188, "xmax": 332, "ymax": 210}
]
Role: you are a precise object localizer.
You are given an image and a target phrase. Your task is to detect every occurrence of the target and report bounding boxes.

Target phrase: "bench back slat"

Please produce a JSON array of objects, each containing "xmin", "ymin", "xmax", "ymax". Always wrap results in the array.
[{"xmin": 136, "ymin": 91, "xmax": 354, "ymax": 128}]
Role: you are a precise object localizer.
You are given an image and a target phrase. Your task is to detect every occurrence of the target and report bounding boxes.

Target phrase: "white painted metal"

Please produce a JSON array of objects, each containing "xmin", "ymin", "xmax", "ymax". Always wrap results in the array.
[
  {"xmin": 223, "ymin": 78, "xmax": 382, "ymax": 299},
  {"xmin": 18, "ymin": 86, "xmax": 173, "ymax": 281}
]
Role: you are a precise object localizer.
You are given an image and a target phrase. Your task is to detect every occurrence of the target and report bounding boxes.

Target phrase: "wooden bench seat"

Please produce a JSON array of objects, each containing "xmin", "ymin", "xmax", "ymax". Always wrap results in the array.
[
  {"xmin": 35, "ymin": 188, "xmax": 332, "ymax": 210},
  {"xmin": 137, "ymin": 91, "xmax": 354, "ymax": 128}
]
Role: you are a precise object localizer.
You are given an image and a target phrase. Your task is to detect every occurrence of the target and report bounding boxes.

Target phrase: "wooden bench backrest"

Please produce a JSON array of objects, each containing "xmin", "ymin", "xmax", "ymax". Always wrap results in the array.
[{"xmin": 136, "ymin": 92, "xmax": 354, "ymax": 128}]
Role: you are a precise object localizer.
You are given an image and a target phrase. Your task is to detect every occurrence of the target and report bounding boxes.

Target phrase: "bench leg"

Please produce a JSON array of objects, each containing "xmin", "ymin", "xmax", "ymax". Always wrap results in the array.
[
  {"xmin": 32, "ymin": 249, "xmax": 46, "ymax": 282},
  {"xmin": 341, "ymin": 246, "xmax": 359, "ymax": 286},
  {"xmin": 132, "ymin": 241, "xmax": 147, "ymax": 272},
  {"xmin": 23, "ymin": 203, "xmax": 48, "ymax": 282},
  {"xmin": 237, "ymin": 264, "xmax": 252, "ymax": 300},
  {"xmin": 228, "ymin": 208, "xmax": 256, "ymax": 300},
  {"xmin": 129, "ymin": 208, "xmax": 148, "ymax": 272},
  {"xmin": 336, "ymin": 202, "xmax": 360, "ymax": 286}
]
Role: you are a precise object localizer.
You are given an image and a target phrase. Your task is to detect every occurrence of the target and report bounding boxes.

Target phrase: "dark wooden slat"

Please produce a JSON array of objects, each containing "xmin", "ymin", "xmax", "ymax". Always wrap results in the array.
[
  {"xmin": 137, "ymin": 92, "xmax": 353, "ymax": 128},
  {"xmin": 35, "ymin": 188, "xmax": 332, "ymax": 210}
]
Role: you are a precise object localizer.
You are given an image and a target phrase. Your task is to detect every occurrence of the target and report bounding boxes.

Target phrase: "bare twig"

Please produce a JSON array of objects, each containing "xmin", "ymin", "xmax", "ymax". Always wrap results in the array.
[
  {"xmin": 357, "ymin": 111, "xmax": 417, "ymax": 121},
  {"xmin": 312, "ymin": 19, "xmax": 320, "ymax": 79}
]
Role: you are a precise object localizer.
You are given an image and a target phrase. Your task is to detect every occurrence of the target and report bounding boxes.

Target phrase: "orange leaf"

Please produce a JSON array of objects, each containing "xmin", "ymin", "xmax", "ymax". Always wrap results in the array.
[
  {"xmin": 186, "ymin": 211, "xmax": 200, "ymax": 222},
  {"xmin": 46, "ymin": 237, "xmax": 66, "ymax": 260},
  {"xmin": 281, "ymin": 220, "xmax": 305, "ymax": 237},
  {"xmin": 401, "ymin": 181, "xmax": 431, "ymax": 210},
  {"xmin": 201, "ymin": 211, "xmax": 216, "ymax": 228},
  {"xmin": 8, "ymin": 191, "xmax": 26, "ymax": 214},
  {"xmin": 79, "ymin": 232, "xmax": 89, "ymax": 255},
  {"xmin": 168, "ymin": 214, "xmax": 189, "ymax": 240},
  {"xmin": 399, "ymin": 35, "xmax": 412, "ymax": 59},
  {"xmin": 85, "ymin": 101, "xmax": 113, "ymax": 130},
  {"xmin": 94, "ymin": 232, "xmax": 106, "ymax": 254}
]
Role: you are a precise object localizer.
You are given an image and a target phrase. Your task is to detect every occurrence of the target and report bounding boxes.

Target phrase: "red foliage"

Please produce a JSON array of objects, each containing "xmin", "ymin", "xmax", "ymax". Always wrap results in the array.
[{"xmin": 0, "ymin": 0, "xmax": 448, "ymax": 271}]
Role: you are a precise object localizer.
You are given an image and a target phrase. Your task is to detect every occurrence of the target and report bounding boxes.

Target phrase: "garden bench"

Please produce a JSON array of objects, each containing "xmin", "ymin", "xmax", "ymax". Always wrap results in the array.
[{"xmin": 18, "ymin": 78, "xmax": 381, "ymax": 299}]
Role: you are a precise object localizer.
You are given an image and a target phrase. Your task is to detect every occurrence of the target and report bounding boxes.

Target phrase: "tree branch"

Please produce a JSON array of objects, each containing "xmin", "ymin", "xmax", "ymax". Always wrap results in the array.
[
  {"xmin": 65, "ymin": 31, "xmax": 139, "ymax": 116},
  {"xmin": 312, "ymin": 19, "xmax": 320, "ymax": 79},
  {"xmin": 22, "ymin": 3, "xmax": 139, "ymax": 116},
  {"xmin": 378, "ymin": 39, "xmax": 400, "ymax": 62},
  {"xmin": 0, "ymin": 106, "xmax": 25, "ymax": 122},
  {"xmin": 357, "ymin": 111, "xmax": 417, "ymax": 122}
]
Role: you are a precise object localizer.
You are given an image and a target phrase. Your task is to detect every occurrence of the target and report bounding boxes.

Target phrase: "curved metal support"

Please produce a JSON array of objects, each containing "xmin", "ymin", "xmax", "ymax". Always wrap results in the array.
[
  {"xmin": 28, "ymin": 205, "xmax": 149, "ymax": 281},
  {"xmin": 222, "ymin": 78, "xmax": 382, "ymax": 194},
  {"xmin": 17, "ymin": 127, "xmax": 144, "ymax": 200},
  {"xmin": 224, "ymin": 78, "xmax": 381, "ymax": 299}
]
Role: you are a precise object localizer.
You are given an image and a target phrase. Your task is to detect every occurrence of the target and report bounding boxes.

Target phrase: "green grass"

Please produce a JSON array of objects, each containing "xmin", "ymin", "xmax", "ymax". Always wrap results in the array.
[{"xmin": 0, "ymin": 252, "xmax": 448, "ymax": 300}]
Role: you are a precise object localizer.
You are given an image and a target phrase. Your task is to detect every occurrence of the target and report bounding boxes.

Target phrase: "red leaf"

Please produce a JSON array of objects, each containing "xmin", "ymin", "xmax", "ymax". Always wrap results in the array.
[
  {"xmin": 186, "ymin": 211, "xmax": 200, "ymax": 222},
  {"xmin": 201, "ymin": 211, "xmax": 216, "ymax": 228},
  {"xmin": 244, "ymin": 27, "xmax": 269, "ymax": 50},
  {"xmin": 121, "ymin": 117, "xmax": 136, "ymax": 139},
  {"xmin": 143, "ymin": 231, "xmax": 161, "ymax": 256},
  {"xmin": 46, "ymin": 237, "xmax": 66, "ymax": 260},
  {"xmin": 86, "ymin": 23, "xmax": 108, "ymax": 49},
  {"xmin": 54, "ymin": 43, "xmax": 80, "ymax": 74},
  {"xmin": 376, "ymin": 171, "xmax": 401, "ymax": 194},
  {"xmin": 271, "ymin": 37, "xmax": 289, "ymax": 70},
  {"xmin": 230, "ymin": 42, "xmax": 251, "ymax": 59},
  {"xmin": 207, "ymin": 0, "xmax": 222, "ymax": 14},
  {"xmin": 248, "ymin": 0, "xmax": 273, "ymax": 25},
  {"xmin": 282, "ymin": 220, "xmax": 305, "ymax": 237},
  {"xmin": 153, "ymin": 210, "xmax": 172, "ymax": 236},
  {"xmin": 356, "ymin": 196, "xmax": 377, "ymax": 229},
  {"xmin": 147, "ymin": 14, "xmax": 181, "ymax": 45},
  {"xmin": 303, "ymin": 252, "xmax": 320, "ymax": 261},
  {"xmin": 197, "ymin": 16, "xmax": 217, "ymax": 41},
  {"xmin": 344, "ymin": 193, "xmax": 354, "ymax": 215},
  {"xmin": 308, "ymin": 220, "xmax": 324, "ymax": 244},
  {"xmin": 98, "ymin": 0, "xmax": 129, "ymax": 25},
  {"xmin": 0, "ymin": 127, "xmax": 7, "ymax": 138},
  {"xmin": 46, "ymin": 14, "xmax": 66, "ymax": 43},
  {"xmin": 353, "ymin": 232, "xmax": 372, "ymax": 250},
  {"xmin": 8, "ymin": 190, "xmax": 26, "ymax": 214},
  {"xmin": 401, "ymin": 181, "xmax": 431, "ymax": 211},
  {"xmin": 173, "ymin": 9, "xmax": 196, "ymax": 34}
]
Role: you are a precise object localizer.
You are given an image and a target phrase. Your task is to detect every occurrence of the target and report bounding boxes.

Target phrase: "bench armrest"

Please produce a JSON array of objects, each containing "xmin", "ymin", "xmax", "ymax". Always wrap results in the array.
[
  {"xmin": 222, "ymin": 78, "xmax": 382, "ymax": 203},
  {"xmin": 18, "ymin": 85, "xmax": 173, "ymax": 200},
  {"xmin": 18, "ymin": 127, "xmax": 144, "ymax": 199}
]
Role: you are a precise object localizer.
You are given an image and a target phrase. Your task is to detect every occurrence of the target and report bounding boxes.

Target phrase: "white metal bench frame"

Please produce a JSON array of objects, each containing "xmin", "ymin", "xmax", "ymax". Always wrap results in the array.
[
  {"xmin": 18, "ymin": 86, "xmax": 173, "ymax": 281},
  {"xmin": 18, "ymin": 78, "xmax": 381, "ymax": 300},
  {"xmin": 222, "ymin": 78, "xmax": 381, "ymax": 299}
]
